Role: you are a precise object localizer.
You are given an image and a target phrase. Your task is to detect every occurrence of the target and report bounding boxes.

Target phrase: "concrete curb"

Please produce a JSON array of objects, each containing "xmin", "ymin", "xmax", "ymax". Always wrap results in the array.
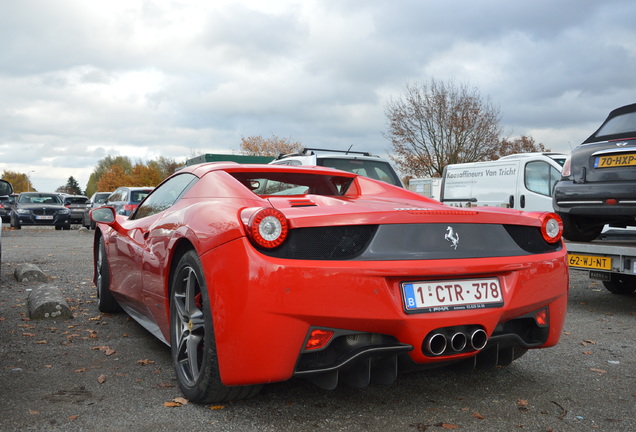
[
  {"xmin": 14, "ymin": 263, "xmax": 48, "ymax": 283},
  {"xmin": 27, "ymin": 285, "xmax": 73, "ymax": 320}
]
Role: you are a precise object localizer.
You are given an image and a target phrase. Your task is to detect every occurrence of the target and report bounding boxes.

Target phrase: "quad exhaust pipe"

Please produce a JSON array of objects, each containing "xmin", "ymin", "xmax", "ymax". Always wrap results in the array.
[{"xmin": 424, "ymin": 327, "xmax": 488, "ymax": 356}]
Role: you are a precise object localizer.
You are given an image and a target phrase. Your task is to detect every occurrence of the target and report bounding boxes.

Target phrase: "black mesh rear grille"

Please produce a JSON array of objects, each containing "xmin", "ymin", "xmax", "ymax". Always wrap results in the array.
[
  {"xmin": 257, "ymin": 225, "xmax": 378, "ymax": 260},
  {"xmin": 503, "ymin": 225, "xmax": 561, "ymax": 254}
]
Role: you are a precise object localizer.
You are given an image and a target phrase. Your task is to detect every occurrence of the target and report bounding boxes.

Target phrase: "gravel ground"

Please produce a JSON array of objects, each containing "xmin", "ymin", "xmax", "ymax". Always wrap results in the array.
[{"xmin": 1, "ymin": 225, "xmax": 635, "ymax": 432}]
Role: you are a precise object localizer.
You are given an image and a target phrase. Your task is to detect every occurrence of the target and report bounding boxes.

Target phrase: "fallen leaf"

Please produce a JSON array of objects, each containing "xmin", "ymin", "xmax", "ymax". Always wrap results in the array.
[
  {"xmin": 590, "ymin": 368, "xmax": 607, "ymax": 374},
  {"xmin": 439, "ymin": 423, "xmax": 458, "ymax": 430},
  {"xmin": 563, "ymin": 331, "xmax": 571, "ymax": 335},
  {"xmin": 75, "ymin": 368, "xmax": 89, "ymax": 373},
  {"xmin": 581, "ymin": 340, "xmax": 596, "ymax": 346},
  {"xmin": 164, "ymin": 401, "xmax": 183, "ymax": 407},
  {"xmin": 92, "ymin": 346, "xmax": 116, "ymax": 356},
  {"xmin": 136, "ymin": 359, "xmax": 156, "ymax": 365},
  {"xmin": 97, "ymin": 374, "xmax": 107, "ymax": 384},
  {"xmin": 582, "ymin": 351, "xmax": 592, "ymax": 355},
  {"xmin": 88, "ymin": 315, "xmax": 102, "ymax": 321},
  {"xmin": 210, "ymin": 405, "xmax": 226, "ymax": 410},
  {"xmin": 472, "ymin": 412, "xmax": 485, "ymax": 420},
  {"xmin": 22, "ymin": 333, "xmax": 36, "ymax": 337},
  {"xmin": 29, "ymin": 410, "xmax": 40, "ymax": 415},
  {"xmin": 173, "ymin": 397, "xmax": 188, "ymax": 405},
  {"xmin": 68, "ymin": 415, "xmax": 78, "ymax": 420},
  {"xmin": 517, "ymin": 399, "xmax": 529, "ymax": 412}
]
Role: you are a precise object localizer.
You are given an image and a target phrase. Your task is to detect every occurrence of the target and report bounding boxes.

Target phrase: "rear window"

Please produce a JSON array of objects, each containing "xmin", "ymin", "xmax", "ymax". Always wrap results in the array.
[
  {"xmin": 131, "ymin": 190, "xmax": 152, "ymax": 203},
  {"xmin": 595, "ymin": 111, "xmax": 636, "ymax": 138},
  {"xmin": 0, "ymin": 180, "xmax": 12, "ymax": 196},
  {"xmin": 230, "ymin": 172, "xmax": 353, "ymax": 196},
  {"xmin": 64, "ymin": 197, "xmax": 88, "ymax": 205},
  {"xmin": 318, "ymin": 158, "xmax": 401, "ymax": 187}
]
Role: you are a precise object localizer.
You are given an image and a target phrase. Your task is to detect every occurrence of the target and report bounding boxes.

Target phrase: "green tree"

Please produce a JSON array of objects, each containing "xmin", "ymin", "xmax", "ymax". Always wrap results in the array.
[{"xmin": 56, "ymin": 176, "xmax": 82, "ymax": 195}]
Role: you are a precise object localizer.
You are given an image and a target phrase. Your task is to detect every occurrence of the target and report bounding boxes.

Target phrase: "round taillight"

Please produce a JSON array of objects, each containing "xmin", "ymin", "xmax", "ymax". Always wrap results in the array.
[
  {"xmin": 540, "ymin": 212, "xmax": 563, "ymax": 243},
  {"xmin": 247, "ymin": 208, "xmax": 289, "ymax": 248}
]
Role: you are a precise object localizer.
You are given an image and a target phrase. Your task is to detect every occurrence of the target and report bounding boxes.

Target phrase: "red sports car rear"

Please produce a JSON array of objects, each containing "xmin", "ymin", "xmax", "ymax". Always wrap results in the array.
[{"xmin": 91, "ymin": 163, "xmax": 568, "ymax": 403}]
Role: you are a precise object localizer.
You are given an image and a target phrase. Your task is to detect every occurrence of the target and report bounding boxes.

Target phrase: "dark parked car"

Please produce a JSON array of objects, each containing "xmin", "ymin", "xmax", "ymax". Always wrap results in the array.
[
  {"xmin": 0, "ymin": 182, "xmax": 15, "ymax": 223},
  {"xmin": 82, "ymin": 192, "xmax": 112, "ymax": 229},
  {"xmin": 1, "ymin": 179, "xmax": 13, "ymax": 265},
  {"xmin": 554, "ymin": 103, "xmax": 636, "ymax": 241},
  {"xmin": 10, "ymin": 192, "xmax": 71, "ymax": 230},
  {"xmin": 106, "ymin": 187, "xmax": 153, "ymax": 216},
  {"xmin": 62, "ymin": 195, "xmax": 89, "ymax": 224},
  {"xmin": 270, "ymin": 147, "xmax": 404, "ymax": 187}
]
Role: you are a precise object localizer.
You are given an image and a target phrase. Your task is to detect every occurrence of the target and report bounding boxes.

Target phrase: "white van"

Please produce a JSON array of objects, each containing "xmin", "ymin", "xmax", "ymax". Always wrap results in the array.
[{"xmin": 440, "ymin": 153, "xmax": 566, "ymax": 211}]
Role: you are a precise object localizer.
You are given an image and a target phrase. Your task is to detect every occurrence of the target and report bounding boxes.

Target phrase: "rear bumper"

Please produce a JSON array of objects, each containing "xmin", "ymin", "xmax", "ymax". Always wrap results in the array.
[
  {"xmin": 553, "ymin": 180, "xmax": 636, "ymax": 217},
  {"xmin": 198, "ymin": 238, "xmax": 569, "ymax": 386}
]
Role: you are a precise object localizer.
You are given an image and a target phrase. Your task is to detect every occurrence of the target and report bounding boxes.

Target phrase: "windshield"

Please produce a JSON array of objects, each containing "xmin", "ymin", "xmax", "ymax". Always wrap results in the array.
[{"xmin": 19, "ymin": 193, "xmax": 62, "ymax": 204}]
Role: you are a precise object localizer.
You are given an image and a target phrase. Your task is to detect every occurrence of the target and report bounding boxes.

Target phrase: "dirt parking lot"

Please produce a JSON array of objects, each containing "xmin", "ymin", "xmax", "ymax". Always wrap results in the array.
[{"xmin": 1, "ymin": 226, "xmax": 635, "ymax": 432}]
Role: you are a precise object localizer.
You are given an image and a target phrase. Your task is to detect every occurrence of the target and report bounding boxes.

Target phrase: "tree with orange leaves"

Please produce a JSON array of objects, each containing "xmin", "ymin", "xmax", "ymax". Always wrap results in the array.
[{"xmin": 239, "ymin": 135, "xmax": 302, "ymax": 157}]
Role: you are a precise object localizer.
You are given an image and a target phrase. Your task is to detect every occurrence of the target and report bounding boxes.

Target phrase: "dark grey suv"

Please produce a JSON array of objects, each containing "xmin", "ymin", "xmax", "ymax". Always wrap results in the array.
[{"xmin": 553, "ymin": 103, "xmax": 636, "ymax": 241}]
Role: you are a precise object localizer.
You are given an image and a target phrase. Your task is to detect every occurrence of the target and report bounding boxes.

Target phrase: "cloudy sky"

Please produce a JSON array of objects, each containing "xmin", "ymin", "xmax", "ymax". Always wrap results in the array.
[{"xmin": 1, "ymin": 0, "xmax": 635, "ymax": 192}]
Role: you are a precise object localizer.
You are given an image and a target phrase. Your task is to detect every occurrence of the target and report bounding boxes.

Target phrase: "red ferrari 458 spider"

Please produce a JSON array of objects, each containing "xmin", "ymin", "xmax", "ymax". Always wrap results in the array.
[{"xmin": 91, "ymin": 162, "xmax": 568, "ymax": 403}]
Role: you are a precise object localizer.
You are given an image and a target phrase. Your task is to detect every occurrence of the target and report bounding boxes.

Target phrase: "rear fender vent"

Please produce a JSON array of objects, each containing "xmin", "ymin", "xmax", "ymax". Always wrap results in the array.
[{"xmin": 289, "ymin": 199, "xmax": 316, "ymax": 207}]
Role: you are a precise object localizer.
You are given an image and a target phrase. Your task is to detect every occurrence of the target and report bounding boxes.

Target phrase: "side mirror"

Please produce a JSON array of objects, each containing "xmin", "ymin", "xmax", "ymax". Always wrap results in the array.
[{"xmin": 90, "ymin": 207, "xmax": 116, "ymax": 224}]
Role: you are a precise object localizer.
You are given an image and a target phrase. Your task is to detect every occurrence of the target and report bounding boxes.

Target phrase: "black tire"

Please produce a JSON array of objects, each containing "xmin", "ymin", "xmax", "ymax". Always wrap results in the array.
[
  {"xmin": 10, "ymin": 215, "xmax": 21, "ymax": 230},
  {"xmin": 96, "ymin": 236, "xmax": 122, "ymax": 313},
  {"xmin": 558, "ymin": 212, "xmax": 603, "ymax": 242},
  {"xmin": 602, "ymin": 274, "xmax": 636, "ymax": 295},
  {"xmin": 55, "ymin": 225, "xmax": 62, "ymax": 231},
  {"xmin": 169, "ymin": 250, "xmax": 262, "ymax": 403}
]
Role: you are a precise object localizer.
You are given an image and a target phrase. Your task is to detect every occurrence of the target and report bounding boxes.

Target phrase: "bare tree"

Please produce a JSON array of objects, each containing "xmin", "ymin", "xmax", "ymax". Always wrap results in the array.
[
  {"xmin": 491, "ymin": 135, "xmax": 549, "ymax": 160},
  {"xmin": 384, "ymin": 79, "xmax": 503, "ymax": 178}
]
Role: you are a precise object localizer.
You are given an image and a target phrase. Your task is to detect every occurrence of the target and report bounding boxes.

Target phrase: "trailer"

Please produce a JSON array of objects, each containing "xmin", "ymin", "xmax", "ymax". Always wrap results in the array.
[{"xmin": 565, "ymin": 230, "xmax": 636, "ymax": 295}]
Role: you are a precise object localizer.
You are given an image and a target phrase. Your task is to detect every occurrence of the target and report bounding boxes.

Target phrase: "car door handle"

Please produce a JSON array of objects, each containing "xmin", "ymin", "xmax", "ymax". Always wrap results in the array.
[{"xmin": 520, "ymin": 195, "xmax": 525, "ymax": 208}]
